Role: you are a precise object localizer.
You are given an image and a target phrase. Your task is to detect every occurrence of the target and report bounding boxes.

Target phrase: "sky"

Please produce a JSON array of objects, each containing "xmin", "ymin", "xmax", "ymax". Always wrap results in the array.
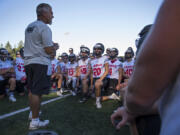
[{"xmin": 0, "ymin": 0, "xmax": 163, "ymax": 56}]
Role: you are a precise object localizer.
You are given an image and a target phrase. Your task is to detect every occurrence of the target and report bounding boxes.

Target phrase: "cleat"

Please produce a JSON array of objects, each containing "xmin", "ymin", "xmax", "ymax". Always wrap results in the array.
[
  {"xmin": 56, "ymin": 91, "xmax": 63, "ymax": 96},
  {"xmin": 71, "ymin": 91, "xmax": 76, "ymax": 96},
  {"xmin": 29, "ymin": 120, "xmax": 49, "ymax": 130},
  {"xmin": 96, "ymin": 101, "xmax": 102, "ymax": 109},
  {"xmin": 79, "ymin": 97, "xmax": 87, "ymax": 103},
  {"xmin": 110, "ymin": 93, "xmax": 121, "ymax": 101},
  {"xmin": 9, "ymin": 95, "xmax": 16, "ymax": 102}
]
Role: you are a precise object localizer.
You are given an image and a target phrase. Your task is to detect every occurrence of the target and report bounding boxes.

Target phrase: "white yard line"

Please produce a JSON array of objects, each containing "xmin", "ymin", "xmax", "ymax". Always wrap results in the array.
[{"xmin": 0, "ymin": 94, "xmax": 71, "ymax": 120}]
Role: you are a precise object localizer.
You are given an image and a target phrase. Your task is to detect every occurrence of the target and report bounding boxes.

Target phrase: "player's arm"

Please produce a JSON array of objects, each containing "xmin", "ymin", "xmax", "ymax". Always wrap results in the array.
[
  {"xmin": 76, "ymin": 66, "xmax": 80, "ymax": 77},
  {"xmin": 99, "ymin": 63, "xmax": 109, "ymax": 81},
  {"xmin": 116, "ymin": 67, "xmax": 123, "ymax": 90},
  {"xmin": 90, "ymin": 66, "xmax": 93, "ymax": 89},
  {"xmin": 65, "ymin": 68, "xmax": 68, "ymax": 81},
  {"xmin": 56, "ymin": 65, "xmax": 61, "ymax": 74},
  {"xmin": 75, "ymin": 67, "xmax": 80, "ymax": 86},
  {"xmin": 125, "ymin": 0, "xmax": 180, "ymax": 114},
  {"xmin": 122, "ymin": 69, "xmax": 129, "ymax": 79},
  {"xmin": 118, "ymin": 67, "xmax": 123, "ymax": 85},
  {"xmin": 0, "ymin": 68, "xmax": 8, "ymax": 75}
]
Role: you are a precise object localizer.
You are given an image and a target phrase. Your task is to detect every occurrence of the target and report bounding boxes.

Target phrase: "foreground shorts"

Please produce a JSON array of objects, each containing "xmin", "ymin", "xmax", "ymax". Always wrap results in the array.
[{"xmin": 25, "ymin": 64, "xmax": 51, "ymax": 96}]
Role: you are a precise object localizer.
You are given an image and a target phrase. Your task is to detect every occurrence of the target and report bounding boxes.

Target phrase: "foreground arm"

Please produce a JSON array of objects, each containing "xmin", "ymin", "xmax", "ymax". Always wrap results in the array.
[{"xmin": 125, "ymin": 0, "xmax": 180, "ymax": 114}]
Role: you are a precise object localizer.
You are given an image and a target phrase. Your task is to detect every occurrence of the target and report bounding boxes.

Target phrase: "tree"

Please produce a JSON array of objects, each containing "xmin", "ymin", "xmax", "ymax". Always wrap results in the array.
[
  {"xmin": 5, "ymin": 41, "xmax": 12, "ymax": 53},
  {"xmin": 17, "ymin": 40, "xmax": 24, "ymax": 51},
  {"xmin": 0, "ymin": 43, "xmax": 3, "ymax": 48}
]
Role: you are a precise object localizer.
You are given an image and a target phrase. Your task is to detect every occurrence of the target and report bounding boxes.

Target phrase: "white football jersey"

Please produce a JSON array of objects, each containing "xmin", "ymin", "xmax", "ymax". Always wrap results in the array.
[
  {"xmin": 14, "ymin": 57, "xmax": 26, "ymax": 80},
  {"xmin": 51, "ymin": 58, "xmax": 59, "ymax": 74},
  {"xmin": 66, "ymin": 62, "xmax": 78, "ymax": 78},
  {"xmin": 0, "ymin": 60, "xmax": 14, "ymax": 80},
  {"xmin": 90, "ymin": 56, "xmax": 108, "ymax": 78},
  {"xmin": 78, "ymin": 58, "xmax": 90, "ymax": 79},
  {"xmin": 107, "ymin": 59, "xmax": 122, "ymax": 79},
  {"xmin": 122, "ymin": 59, "xmax": 135, "ymax": 77},
  {"xmin": 59, "ymin": 62, "xmax": 69, "ymax": 74}
]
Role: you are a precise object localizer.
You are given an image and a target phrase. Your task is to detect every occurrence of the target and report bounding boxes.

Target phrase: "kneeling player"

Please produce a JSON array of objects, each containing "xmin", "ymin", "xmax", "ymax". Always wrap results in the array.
[
  {"xmin": 0, "ymin": 48, "xmax": 16, "ymax": 102},
  {"xmin": 59, "ymin": 53, "xmax": 69, "ymax": 92},
  {"xmin": 14, "ymin": 48, "xmax": 26, "ymax": 96},
  {"xmin": 66, "ymin": 54, "xmax": 79, "ymax": 96},
  {"xmin": 101, "ymin": 48, "xmax": 123, "ymax": 101},
  {"xmin": 120, "ymin": 48, "xmax": 135, "ymax": 96},
  {"xmin": 90, "ymin": 43, "xmax": 109, "ymax": 109},
  {"xmin": 50, "ymin": 54, "xmax": 63, "ymax": 96},
  {"xmin": 78, "ymin": 46, "xmax": 91, "ymax": 103}
]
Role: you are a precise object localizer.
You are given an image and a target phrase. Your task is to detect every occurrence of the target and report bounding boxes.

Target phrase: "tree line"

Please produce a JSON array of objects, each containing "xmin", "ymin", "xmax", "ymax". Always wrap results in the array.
[{"xmin": 0, "ymin": 40, "xmax": 24, "ymax": 59}]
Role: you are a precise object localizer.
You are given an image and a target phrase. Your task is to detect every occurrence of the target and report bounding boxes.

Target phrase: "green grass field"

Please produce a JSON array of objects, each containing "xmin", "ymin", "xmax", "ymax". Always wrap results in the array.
[{"xmin": 0, "ymin": 92, "xmax": 130, "ymax": 135}]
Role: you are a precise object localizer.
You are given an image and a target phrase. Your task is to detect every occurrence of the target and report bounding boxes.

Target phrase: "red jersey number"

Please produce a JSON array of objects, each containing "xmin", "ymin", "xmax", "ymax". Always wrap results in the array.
[
  {"xmin": 81, "ymin": 68, "xmax": 87, "ymax": 74},
  {"xmin": 125, "ymin": 69, "xmax": 133, "ymax": 77},
  {"xmin": 17, "ymin": 63, "xmax": 25, "ymax": 72},
  {"xmin": 69, "ymin": 68, "xmax": 74, "ymax": 76},
  {"xmin": 52, "ymin": 64, "xmax": 55, "ymax": 73},
  {"xmin": 109, "ymin": 68, "xmax": 112, "ymax": 75},
  {"xmin": 93, "ymin": 68, "xmax": 101, "ymax": 76}
]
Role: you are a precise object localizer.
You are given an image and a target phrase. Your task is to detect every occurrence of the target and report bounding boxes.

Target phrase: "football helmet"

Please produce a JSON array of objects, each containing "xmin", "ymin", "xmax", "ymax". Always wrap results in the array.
[
  {"xmin": 80, "ymin": 45, "xmax": 86, "ymax": 50},
  {"xmin": 125, "ymin": 48, "xmax": 134, "ymax": 60},
  {"xmin": 61, "ymin": 52, "xmax": 68, "ymax": 62},
  {"xmin": 93, "ymin": 43, "xmax": 104, "ymax": 56},
  {"xmin": 0, "ymin": 48, "xmax": 9, "ymax": 61},
  {"xmin": 110, "ymin": 48, "xmax": 118, "ymax": 59},
  {"xmin": 106, "ymin": 48, "xmax": 111, "ymax": 55},
  {"xmin": 20, "ymin": 47, "xmax": 24, "ymax": 58},
  {"xmin": 69, "ymin": 53, "xmax": 76, "ymax": 63},
  {"xmin": 80, "ymin": 47, "xmax": 90, "ymax": 59},
  {"xmin": 69, "ymin": 48, "xmax": 73, "ymax": 54},
  {"xmin": 61, "ymin": 52, "xmax": 68, "ymax": 57}
]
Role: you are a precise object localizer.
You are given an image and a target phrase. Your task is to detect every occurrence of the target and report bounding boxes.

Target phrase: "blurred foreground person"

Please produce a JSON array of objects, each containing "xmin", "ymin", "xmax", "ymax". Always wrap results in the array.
[{"xmin": 111, "ymin": 0, "xmax": 180, "ymax": 135}]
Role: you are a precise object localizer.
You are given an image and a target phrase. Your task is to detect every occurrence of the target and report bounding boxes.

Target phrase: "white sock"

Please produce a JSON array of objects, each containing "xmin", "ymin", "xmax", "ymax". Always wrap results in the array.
[
  {"xmin": 108, "ymin": 95, "xmax": 113, "ymax": 99},
  {"xmin": 96, "ymin": 97, "xmax": 101, "ymax": 102},
  {"xmin": 32, "ymin": 118, "xmax": 39, "ymax": 123}
]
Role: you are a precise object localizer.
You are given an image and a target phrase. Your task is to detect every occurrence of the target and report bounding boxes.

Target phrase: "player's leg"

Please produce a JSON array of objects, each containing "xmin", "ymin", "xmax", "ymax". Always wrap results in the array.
[
  {"xmin": 95, "ymin": 78, "xmax": 103, "ymax": 109},
  {"xmin": 8, "ymin": 77, "xmax": 16, "ymax": 102}
]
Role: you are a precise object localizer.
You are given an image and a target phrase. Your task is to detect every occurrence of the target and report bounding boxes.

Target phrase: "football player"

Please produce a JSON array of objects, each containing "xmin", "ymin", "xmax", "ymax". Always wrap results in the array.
[
  {"xmin": 90, "ymin": 43, "xmax": 109, "ymax": 109},
  {"xmin": 77, "ymin": 46, "xmax": 91, "ymax": 103},
  {"xmin": 120, "ymin": 48, "xmax": 135, "ymax": 91},
  {"xmin": 0, "ymin": 48, "xmax": 16, "ymax": 102},
  {"xmin": 65, "ymin": 54, "xmax": 79, "ymax": 96},
  {"xmin": 50, "ymin": 53, "xmax": 63, "ymax": 96},
  {"xmin": 58, "ymin": 52, "xmax": 69, "ymax": 92},
  {"xmin": 102, "ymin": 48, "xmax": 123, "ymax": 101},
  {"xmin": 14, "ymin": 47, "xmax": 26, "ymax": 96}
]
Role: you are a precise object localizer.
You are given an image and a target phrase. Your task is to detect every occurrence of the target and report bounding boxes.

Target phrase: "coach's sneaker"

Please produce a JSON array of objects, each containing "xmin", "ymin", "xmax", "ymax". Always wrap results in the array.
[
  {"xmin": 56, "ymin": 91, "xmax": 63, "ymax": 97},
  {"xmin": 29, "ymin": 119, "xmax": 49, "ymax": 130},
  {"xmin": 9, "ymin": 95, "xmax": 16, "ymax": 102},
  {"xmin": 96, "ymin": 101, "xmax": 102, "ymax": 109}
]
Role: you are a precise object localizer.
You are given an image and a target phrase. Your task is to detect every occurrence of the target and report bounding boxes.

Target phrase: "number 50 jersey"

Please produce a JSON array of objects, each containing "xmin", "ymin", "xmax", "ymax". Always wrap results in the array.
[{"xmin": 90, "ymin": 56, "xmax": 108, "ymax": 78}]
